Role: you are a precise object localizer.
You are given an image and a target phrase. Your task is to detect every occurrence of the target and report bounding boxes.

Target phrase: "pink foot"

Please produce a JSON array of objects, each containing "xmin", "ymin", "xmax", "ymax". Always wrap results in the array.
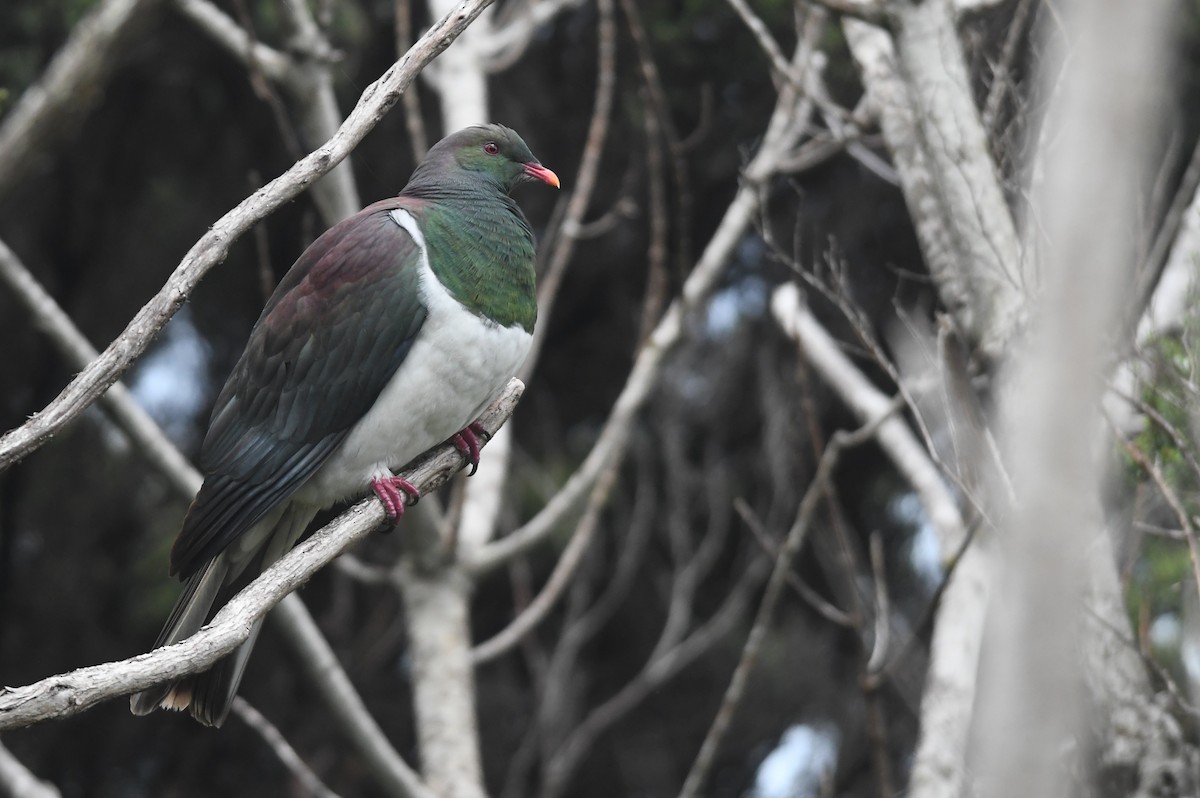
[
  {"xmin": 370, "ymin": 475, "xmax": 421, "ymax": 524},
  {"xmin": 451, "ymin": 422, "xmax": 490, "ymax": 476}
]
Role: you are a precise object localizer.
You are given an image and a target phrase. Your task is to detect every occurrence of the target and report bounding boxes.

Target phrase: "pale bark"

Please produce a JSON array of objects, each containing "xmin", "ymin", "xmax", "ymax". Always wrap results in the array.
[
  {"xmin": 0, "ymin": 381, "xmax": 522, "ymax": 730},
  {"xmin": 0, "ymin": 0, "xmax": 498, "ymax": 474},
  {"xmin": 843, "ymin": 22, "xmax": 997, "ymax": 797},
  {"xmin": 976, "ymin": 4, "xmax": 1172, "ymax": 798},
  {"xmin": 0, "ymin": 742, "xmax": 59, "ymax": 798},
  {"xmin": 174, "ymin": 0, "xmax": 360, "ymax": 222},
  {"xmin": 468, "ymin": 27, "xmax": 818, "ymax": 573},
  {"xmin": 1108, "ymin": 156, "xmax": 1200, "ymax": 433},
  {"xmin": 401, "ymin": 569, "xmax": 486, "ymax": 798},
  {"xmin": 272, "ymin": 597, "xmax": 435, "ymax": 798},
  {"xmin": 230, "ymin": 698, "xmax": 341, "ymax": 798},
  {"xmin": 0, "ymin": 0, "xmax": 164, "ymax": 199},
  {"xmin": 853, "ymin": 0, "xmax": 1026, "ymax": 365},
  {"xmin": 426, "ymin": 0, "xmax": 493, "ymax": 131},
  {"xmin": 771, "ymin": 284, "xmax": 965, "ymax": 553}
]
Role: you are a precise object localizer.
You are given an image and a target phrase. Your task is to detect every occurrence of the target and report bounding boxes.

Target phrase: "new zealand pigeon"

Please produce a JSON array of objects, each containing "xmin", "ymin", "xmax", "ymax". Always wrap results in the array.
[{"xmin": 130, "ymin": 124, "xmax": 559, "ymax": 727}]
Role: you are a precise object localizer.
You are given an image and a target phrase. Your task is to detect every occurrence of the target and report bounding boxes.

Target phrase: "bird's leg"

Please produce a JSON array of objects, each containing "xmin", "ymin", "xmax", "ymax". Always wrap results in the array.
[
  {"xmin": 371, "ymin": 475, "xmax": 421, "ymax": 525},
  {"xmin": 451, "ymin": 422, "xmax": 491, "ymax": 476}
]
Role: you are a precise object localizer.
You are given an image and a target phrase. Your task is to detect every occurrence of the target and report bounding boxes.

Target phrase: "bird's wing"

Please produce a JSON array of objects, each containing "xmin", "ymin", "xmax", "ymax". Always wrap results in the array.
[{"xmin": 170, "ymin": 198, "xmax": 429, "ymax": 578}]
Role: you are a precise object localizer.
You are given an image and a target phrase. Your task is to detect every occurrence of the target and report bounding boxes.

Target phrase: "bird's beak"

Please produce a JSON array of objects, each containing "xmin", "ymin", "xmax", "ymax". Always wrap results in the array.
[{"xmin": 523, "ymin": 162, "xmax": 561, "ymax": 189}]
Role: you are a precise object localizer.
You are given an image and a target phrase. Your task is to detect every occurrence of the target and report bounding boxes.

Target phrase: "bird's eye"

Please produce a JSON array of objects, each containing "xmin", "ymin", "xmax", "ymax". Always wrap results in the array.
[{"xmin": 483, "ymin": 142, "xmax": 500, "ymax": 155}]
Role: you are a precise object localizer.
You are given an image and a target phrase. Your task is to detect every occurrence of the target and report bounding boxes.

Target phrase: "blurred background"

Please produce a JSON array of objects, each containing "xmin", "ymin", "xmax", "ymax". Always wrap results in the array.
[{"xmin": 3, "ymin": 0, "xmax": 1200, "ymax": 796}]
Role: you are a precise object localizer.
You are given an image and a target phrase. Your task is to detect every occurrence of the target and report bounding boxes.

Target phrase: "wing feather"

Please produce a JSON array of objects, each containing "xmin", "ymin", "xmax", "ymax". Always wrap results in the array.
[{"xmin": 171, "ymin": 199, "xmax": 430, "ymax": 577}]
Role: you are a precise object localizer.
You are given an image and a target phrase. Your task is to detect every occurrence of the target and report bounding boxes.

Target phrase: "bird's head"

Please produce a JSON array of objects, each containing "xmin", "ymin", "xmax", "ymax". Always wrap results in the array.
[{"xmin": 424, "ymin": 124, "xmax": 560, "ymax": 194}]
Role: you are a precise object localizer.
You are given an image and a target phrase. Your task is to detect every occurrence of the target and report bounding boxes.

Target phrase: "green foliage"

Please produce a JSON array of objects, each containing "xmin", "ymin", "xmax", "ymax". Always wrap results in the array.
[
  {"xmin": 1128, "ymin": 536, "xmax": 1191, "ymax": 624},
  {"xmin": 1122, "ymin": 294, "xmax": 1200, "ymax": 667}
]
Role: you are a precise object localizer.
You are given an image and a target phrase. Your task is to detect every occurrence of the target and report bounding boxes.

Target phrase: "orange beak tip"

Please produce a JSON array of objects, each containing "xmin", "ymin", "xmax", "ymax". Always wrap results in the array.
[{"xmin": 525, "ymin": 163, "xmax": 561, "ymax": 189}]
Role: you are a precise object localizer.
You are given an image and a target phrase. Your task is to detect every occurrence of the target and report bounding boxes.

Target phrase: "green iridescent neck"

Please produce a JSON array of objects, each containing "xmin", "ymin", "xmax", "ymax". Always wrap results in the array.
[{"xmin": 416, "ymin": 197, "xmax": 538, "ymax": 332}]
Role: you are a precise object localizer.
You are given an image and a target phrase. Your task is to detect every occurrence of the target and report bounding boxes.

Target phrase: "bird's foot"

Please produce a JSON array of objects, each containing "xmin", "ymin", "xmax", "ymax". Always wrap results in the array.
[
  {"xmin": 451, "ymin": 422, "xmax": 490, "ymax": 476},
  {"xmin": 370, "ymin": 475, "xmax": 421, "ymax": 525}
]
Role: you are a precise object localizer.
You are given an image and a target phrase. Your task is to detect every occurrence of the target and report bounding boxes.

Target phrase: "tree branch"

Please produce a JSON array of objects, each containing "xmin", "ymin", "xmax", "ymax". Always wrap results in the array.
[
  {"xmin": 0, "ymin": 379, "xmax": 522, "ymax": 731},
  {"xmin": 468, "ymin": 9, "xmax": 821, "ymax": 574},
  {"xmin": 0, "ymin": 742, "xmax": 59, "ymax": 798},
  {"xmin": 0, "ymin": 0, "xmax": 496, "ymax": 475},
  {"xmin": 172, "ymin": 0, "xmax": 289, "ymax": 80},
  {"xmin": 678, "ymin": 413, "xmax": 892, "ymax": 798},
  {"xmin": 231, "ymin": 698, "xmax": 341, "ymax": 798},
  {"xmin": 272, "ymin": 596, "xmax": 435, "ymax": 798},
  {"xmin": 0, "ymin": 235, "xmax": 426, "ymax": 793},
  {"xmin": 0, "ymin": 0, "xmax": 165, "ymax": 199},
  {"xmin": 771, "ymin": 283, "xmax": 966, "ymax": 553}
]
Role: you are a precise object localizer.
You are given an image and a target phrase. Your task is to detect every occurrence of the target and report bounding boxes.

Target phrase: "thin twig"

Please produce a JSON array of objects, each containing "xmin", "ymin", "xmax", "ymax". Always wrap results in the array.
[
  {"xmin": 471, "ymin": 0, "xmax": 818, "ymax": 574},
  {"xmin": 880, "ymin": 515, "xmax": 980, "ymax": 677},
  {"xmin": 0, "ymin": 742, "xmax": 59, "ymax": 798},
  {"xmin": 232, "ymin": 697, "xmax": 342, "ymax": 798},
  {"xmin": 1136, "ymin": 132, "xmax": 1200, "ymax": 323},
  {"xmin": 519, "ymin": 0, "xmax": 616, "ymax": 382},
  {"xmin": 394, "ymin": 0, "xmax": 428, "ymax": 161},
  {"xmin": 678, "ymin": 412, "xmax": 896, "ymax": 798},
  {"xmin": 0, "ymin": 236, "xmax": 427, "ymax": 795},
  {"xmin": 734, "ymin": 498, "xmax": 855, "ymax": 628},
  {"xmin": 469, "ymin": 444, "xmax": 622, "ymax": 664},
  {"xmin": 636, "ymin": 85, "xmax": 670, "ymax": 345},
  {"xmin": 542, "ymin": 554, "xmax": 770, "ymax": 798},
  {"xmin": 0, "ymin": 0, "xmax": 497, "ymax": 474},
  {"xmin": 0, "ymin": 380, "xmax": 522, "ymax": 731},
  {"xmin": 0, "ymin": 237, "xmax": 201, "ymax": 497},
  {"xmin": 0, "ymin": 0, "xmax": 166, "ymax": 198},
  {"xmin": 271, "ymin": 596, "xmax": 433, "ymax": 798},
  {"xmin": 1109, "ymin": 413, "xmax": 1200, "ymax": 619},
  {"xmin": 865, "ymin": 532, "xmax": 891, "ymax": 675},
  {"xmin": 981, "ymin": 0, "xmax": 1035, "ymax": 137},
  {"xmin": 617, "ymin": 0, "xmax": 697, "ymax": 284}
]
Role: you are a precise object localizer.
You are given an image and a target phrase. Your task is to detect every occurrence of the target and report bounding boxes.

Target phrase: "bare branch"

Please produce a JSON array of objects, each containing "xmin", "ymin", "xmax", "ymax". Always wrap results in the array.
[
  {"xmin": 679, "ymin": 412, "xmax": 896, "ymax": 798},
  {"xmin": 1, "ymin": 236, "xmax": 426, "ymax": 795},
  {"xmin": 0, "ymin": 0, "xmax": 164, "ymax": 198},
  {"xmin": 724, "ymin": 0, "xmax": 798, "ymax": 85},
  {"xmin": 807, "ymin": 0, "xmax": 888, "ymax": 26},
  {"xmin": 469, "ymin": 445, "xmax": 622, "ymax": 664},
  {"xmin": 734, "ymin": 498, "xmax": 855, "ymax": 628},
  {"xmin": 395, "ymin": 0, "xmax": 429, "ymax": 161},
  {"xmin": 520, "ymin": 0, "xmax": 617, "ymax": 382},
  {"xmin": 0, "ymin": 0, "xmax": 496, "ymax": 474},
  {"xmin": 772, "ymin": 283, "xmax": 966, "ymax": 554},
  {"xmin": 0, "ymin": 379, "xmax": 522, "ymax": 730},
  {"xmin": 844, "ymin": 3, "xmax": 1025, "ymax": 364},
  {"xmin": 865, "ymin": 532, "xmax": 891, "ymax": 675},
  {"xmin": 975, "ymin": 1, "xmax": 1172, "ymax": 794},
  {"xmin": 400, "ymin": 568, "xmax": 484, "ymax": 798},
  {"xmin": 542, "ymin": 555, "xmax": 770, "ymax": 798},
  {"xmin": 981, "ymin": 0, "xmax": 1036, "ymax": 138},
  {"xmin": 484, "ymin": 0, "xmax": 585, "ymax": 71},
  {"xmin": 172, "ymin": 0, "xmax": 290, "ymax": 79},
  {"xmin": 0, "ymin": 742, "xmax": 59, "ymax": 798},
  {"xmin": 0, "ymin": 237, "xmax": 201, "ymax": 496},
  {"xmin": 470, "ymin": 7, "xmax": 822, "ymax": 574},
  {"xmin": 231, "ymin": 698, "xmax": 342, "ymax": 798},
  {"xmin": 272, "ymin": 596, "xmax": 434, "ymax": 798}
]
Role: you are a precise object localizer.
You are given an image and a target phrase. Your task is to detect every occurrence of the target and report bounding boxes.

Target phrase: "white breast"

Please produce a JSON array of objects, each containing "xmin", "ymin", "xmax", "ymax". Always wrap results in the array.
[{"xmin": 294, "ymin": 208, "xmax": 532, "ymax": 506}]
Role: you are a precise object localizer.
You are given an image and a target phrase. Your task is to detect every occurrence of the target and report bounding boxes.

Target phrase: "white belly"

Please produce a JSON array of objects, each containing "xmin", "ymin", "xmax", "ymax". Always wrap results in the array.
[{"xmin": 294, "ymin": 209, "xmax": 532, "ymax": 506}]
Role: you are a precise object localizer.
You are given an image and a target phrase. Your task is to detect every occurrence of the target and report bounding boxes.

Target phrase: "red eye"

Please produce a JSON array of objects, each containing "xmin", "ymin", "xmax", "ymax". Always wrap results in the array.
[{"xmin": 483, "ymin": 141, "xmax": 500, "ymax": 155}]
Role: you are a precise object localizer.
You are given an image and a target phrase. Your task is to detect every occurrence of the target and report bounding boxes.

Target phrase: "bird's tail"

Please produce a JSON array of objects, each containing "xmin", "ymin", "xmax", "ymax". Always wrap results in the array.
[{"xmin": 130, "ymin": 503, "xmax": 318, "ymax": 727}]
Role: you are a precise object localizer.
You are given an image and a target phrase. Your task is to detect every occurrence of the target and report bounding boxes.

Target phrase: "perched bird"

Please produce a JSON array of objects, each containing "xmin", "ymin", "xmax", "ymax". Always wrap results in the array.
[{"xmin": 130, "ymin": 124, "xmax": 559, "ymax": 727}]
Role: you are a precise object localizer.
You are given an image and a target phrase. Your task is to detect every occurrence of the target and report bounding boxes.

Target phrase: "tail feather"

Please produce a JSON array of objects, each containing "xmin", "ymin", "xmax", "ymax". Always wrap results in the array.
[
  {"xmin": 129, "ymin": 559, "xmax": 228, "ymax": 716},
  {"xmin": 130, "ymin": 502, "xmax": 318, "ymax": 726}
]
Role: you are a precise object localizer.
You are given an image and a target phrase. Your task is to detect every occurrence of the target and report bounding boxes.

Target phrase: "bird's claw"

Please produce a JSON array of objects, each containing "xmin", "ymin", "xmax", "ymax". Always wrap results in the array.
[
  {"xmin": 451, "ymin": 422, "xmax": 490, "ymax": 476},
  {"xmin": 370, "ymin": 475, "xmax": 421, "ymax": 527}
]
